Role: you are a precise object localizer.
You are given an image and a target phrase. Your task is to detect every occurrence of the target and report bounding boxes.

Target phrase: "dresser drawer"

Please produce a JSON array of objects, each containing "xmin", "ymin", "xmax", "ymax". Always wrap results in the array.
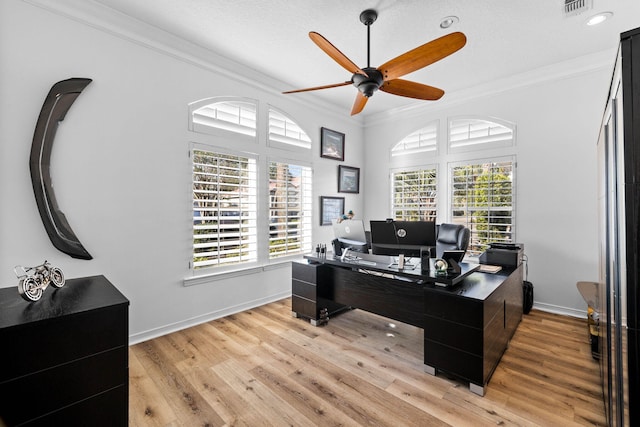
[
  {"xmin": 0, "ymin": 346, "xmax": 128, "ymax": 426},
  {"xmin": 0, "ymin": 304, "xmax": 127, "ymax": 382}
]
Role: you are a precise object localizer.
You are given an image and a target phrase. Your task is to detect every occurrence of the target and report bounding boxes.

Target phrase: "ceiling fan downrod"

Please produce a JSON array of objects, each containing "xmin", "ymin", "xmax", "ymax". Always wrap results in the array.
[
  {"xmin": 359, "ymin": 9, "xmax": 377, "ymax": 68},
  {"xmin": 354, "ymin": 9, "xmax": 382, "ymax": 97}
]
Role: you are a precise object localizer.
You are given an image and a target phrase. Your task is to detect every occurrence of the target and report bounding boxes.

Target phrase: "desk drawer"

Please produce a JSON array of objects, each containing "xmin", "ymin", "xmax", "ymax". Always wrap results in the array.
[
  {"xmin": 292, "ymin": 260, "xmax": 327, "ymax": 284},
  {"xmin": 293, "ymin": 279, "xmax": 316, "ymax": 300},
  {"xmin": 292, "ymin": 296, "xmax": 317, "ymax": 319},
  {"xmin": 424, "ymin": 292, "xmax": 482, "ymax": 327},
  {"xmin": 424, "ymin": 339, "xmax": 483, "ymax": 385},
  {"xmin": 424, "ymin": 315, "xmax": 482, "ymax": 355}
]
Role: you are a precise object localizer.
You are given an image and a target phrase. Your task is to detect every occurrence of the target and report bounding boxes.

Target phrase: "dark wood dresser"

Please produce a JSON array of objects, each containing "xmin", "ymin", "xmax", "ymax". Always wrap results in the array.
[{"xmin": 0, "ymin": 275, "xmax": 129, "ymax": 426}]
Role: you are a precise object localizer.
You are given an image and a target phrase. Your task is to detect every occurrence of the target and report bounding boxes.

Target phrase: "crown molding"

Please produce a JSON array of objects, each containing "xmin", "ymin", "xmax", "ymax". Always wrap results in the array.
[
  {"xmin": 365, "ymin": 48, "xmax": 616, "ymax": 126},
  {"xmin": 23, "ymin": 0, "xmax": 613, "ymax": 129},
  {"xmin": 23, "ymin": 0, "xmax": 363, "ymax": 127}
]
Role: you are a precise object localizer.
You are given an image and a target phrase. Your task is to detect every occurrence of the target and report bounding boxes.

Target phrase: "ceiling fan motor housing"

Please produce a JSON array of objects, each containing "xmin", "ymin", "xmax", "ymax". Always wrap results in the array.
[{"xmin": 352, "ymin": 68, "xmax": 383, "ymax": 97}]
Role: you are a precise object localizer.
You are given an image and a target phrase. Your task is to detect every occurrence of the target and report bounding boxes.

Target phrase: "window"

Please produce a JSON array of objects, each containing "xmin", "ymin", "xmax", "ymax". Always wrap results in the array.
[
  {"xmin": 449, "ymin": 117, "xmax": 514, "ymax": 153},
  {"xmin": 268, "ymin": 161, "xmax": 312, "ymax": 258},
  {"xmin": 268, "ymin": 107, "xmax": 312, "ymax": 150},
  {"xmin": 450, "ymin": 160, "xmax": 514, "ymax": 254},
  {"xmin": 391, "ymin": 168, "xmax": 437, "ymax": 221},
  {"xmin": 190, "ymin": 98, "xmax": 257, "ymax": 137},
  {"xmin": 192, "ymin": 149, "xmax": 257, "ymax": 269},
  {"xmin": 391, "ymin": 121, "xmax": 438, "ymax": 157}
]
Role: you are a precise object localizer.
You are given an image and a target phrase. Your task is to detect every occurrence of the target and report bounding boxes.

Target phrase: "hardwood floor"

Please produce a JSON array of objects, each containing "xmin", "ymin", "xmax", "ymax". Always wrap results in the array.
[{"xmin": 129, "ymin": 299, "xmax": 605, "ymax": 426}]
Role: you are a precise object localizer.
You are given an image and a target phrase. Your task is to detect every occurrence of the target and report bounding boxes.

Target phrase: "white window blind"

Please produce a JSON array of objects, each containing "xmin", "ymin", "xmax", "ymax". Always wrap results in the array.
[
  {"xmin": 192, "ymin": 100, "xmax": 257, "ymax": 137},
  {"xmin": 391, "ymin": 122, "xmax": 438, "ymax": 157},
  {"xmin": 268, "ymin": 108, "xmax": 312, "ymax": 149},
  {"xmin": 192, "ymin": 150, "xmax": 257, "ymax": 269},
  {"xmin": 449, "ymin": 118, "xmax": 514, "ymax": 152},
  {"xmin": 391, "ymin": 168, "xmax": 437, "ymax": 221},
  {"xmin": 269, "ymin": 161, "xmax": 312, "ymax": 258},
  {"xmin": 451, "ymin": 160, "xmax": 514, "ymax": 254}
]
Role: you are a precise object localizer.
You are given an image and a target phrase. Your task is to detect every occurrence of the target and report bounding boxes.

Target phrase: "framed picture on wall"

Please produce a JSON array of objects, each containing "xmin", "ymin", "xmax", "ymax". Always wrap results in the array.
[
  {"xmin": 320, "ymin": 196, "xmax": 345, "ymax": 226},
  {"xmin": 320, "ymin": 127, "xmax": 345, "ymax": 161},
  {"xmin": 338, "ymin": 165, "xmax": 360, "ymax": 194}
]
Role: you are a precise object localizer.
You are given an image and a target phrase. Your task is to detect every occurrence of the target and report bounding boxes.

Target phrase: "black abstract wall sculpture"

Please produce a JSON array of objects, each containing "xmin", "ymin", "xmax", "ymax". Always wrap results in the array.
[{"xmin": 30, "ymin": 78, "xmax": 93, "ymax": 260}]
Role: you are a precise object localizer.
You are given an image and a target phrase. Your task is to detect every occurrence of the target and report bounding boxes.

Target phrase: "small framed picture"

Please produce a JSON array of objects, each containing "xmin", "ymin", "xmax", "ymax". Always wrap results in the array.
[
  {"xmin": 338, "ymin": 165, "xmax": 360, "ymax": 194},
  {"xmin": 320, "ymin": 127, "xmax": 345, "ymax": 161},
  {"xmin": 320, "ymin": 196, "xmax": 345, "ymax": 226}
]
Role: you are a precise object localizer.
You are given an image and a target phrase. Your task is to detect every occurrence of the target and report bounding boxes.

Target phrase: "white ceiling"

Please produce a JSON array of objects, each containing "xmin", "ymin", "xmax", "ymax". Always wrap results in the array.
[{"xmin": 90, "ymin": 0, "xmax": 640, "ymax": 117}]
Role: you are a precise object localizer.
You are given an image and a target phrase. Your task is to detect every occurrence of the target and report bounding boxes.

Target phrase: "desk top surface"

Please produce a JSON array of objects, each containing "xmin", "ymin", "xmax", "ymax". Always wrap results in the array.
[
  {"xmin": 305, "ymin": 252, "xmax": 480, "ymax": 285},
  {"xmin": 303, "ymin": 253, "xmax": 517, "ymax": 301}
]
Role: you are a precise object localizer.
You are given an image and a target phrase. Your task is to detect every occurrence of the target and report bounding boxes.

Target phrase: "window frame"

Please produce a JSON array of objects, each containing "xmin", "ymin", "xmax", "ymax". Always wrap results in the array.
[
  {"xmin": 188, "ymin": 97, "xmax": 259, "ymax": 143},
  {"xmin": 190, "ymin": 143, "xmax": 260, "ymax": 275},
  {"xmin": 390, "ymin": 121, "xmax": 440, "ymax": 158},
  {"xmin": 390, "ymin": 165, "xmax": 439, "ymax": 222},
  {"xmin": 448, "ymin": 156, "xmax": 516, "ymax": 254},
  {"xmin": 267, "ymin": 157, "xmax": 313, "ymax": 259},
  {"xmin": 267, "ymin": 105, "xmax": 312, "ymax": 152},
  {"xmin": 448, "ymin": 116, "xmax": 515, "ymax": 154}
]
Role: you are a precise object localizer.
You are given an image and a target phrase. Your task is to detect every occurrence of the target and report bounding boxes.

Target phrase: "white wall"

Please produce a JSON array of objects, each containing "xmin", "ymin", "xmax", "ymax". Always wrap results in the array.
[
  {"xmin": 0, "ymin": 0, "xmax": 364, "ymax": 342},
  {"xmin": 362, "ymin": 56, "xmax": 613, "ymax": 316},
  {"xmin": 0, "ymin": 0, "xmax": 613, "ymax": 345}
]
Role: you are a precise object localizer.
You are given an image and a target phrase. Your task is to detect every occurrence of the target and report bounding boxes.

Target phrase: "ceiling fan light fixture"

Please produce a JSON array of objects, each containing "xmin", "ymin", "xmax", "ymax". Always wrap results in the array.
[
  {"xmin": 352, "ymin": 68, "xmax": 383, "ymax": 98},
  {"xmin": 586, "ymin": 11, "xmax": 613, "ymax": 26},
  {"xmin": 440, "ymin": 16, "xmax": 459, "ymax": 29}
]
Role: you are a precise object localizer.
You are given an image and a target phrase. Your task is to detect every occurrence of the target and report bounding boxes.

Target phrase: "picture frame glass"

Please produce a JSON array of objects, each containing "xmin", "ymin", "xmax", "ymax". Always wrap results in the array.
[
  {"xmin": 321, "ymin": 127, "xmax": 345, "ymax": 161},
  {"xmin": 320, "ymin": 196, "xmax": 345, "ymax": 226},
  {"xmin": 338, "ymin": 165, "xmax": 360, "ymax": 193}
]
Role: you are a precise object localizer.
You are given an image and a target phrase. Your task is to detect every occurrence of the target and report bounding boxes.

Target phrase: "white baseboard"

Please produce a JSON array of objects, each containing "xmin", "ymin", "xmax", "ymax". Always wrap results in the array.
[
  {"xmin": 128, "ymin": 295, "xmax": 589, "ymax": 345},
  {"xmin": 532, "ymin": 302, "xmax": 588, "ymax": 319},
  {"xmin": 128, "ymin": 290, "xmax": 291, "ymax": 345}
]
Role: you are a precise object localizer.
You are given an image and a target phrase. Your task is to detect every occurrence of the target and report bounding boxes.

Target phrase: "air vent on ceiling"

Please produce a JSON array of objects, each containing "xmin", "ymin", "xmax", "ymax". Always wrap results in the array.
[{"xmin": 564, "ymin": 0, "xmax": 592, "ymax": 16}]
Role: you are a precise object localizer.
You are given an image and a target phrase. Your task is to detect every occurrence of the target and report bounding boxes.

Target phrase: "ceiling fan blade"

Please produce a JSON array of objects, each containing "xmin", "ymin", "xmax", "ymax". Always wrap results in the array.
[
  {"xmin": 351, "ymin": 92, "xmax": 368, "ymax": 116},
  {"xmin": 381, "ymin": 79, "xmax": 444, "ymax": 100},
  {"xmin": 283, "ymin": 81, "xmax": 351, "ymax": 94},
  {"xmin": 378, "ymin": 32, "xmax": 466, "ymax": 81},
  {"xmin": 309, "ymin": 32, "xmax": 368, "ymax": 77}
]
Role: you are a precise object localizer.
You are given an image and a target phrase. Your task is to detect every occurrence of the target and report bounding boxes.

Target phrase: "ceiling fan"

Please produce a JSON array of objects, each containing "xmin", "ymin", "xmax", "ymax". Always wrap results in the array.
[{"xmin": 283, "ymin": 9, "xmax": 467, "ymax": 115}]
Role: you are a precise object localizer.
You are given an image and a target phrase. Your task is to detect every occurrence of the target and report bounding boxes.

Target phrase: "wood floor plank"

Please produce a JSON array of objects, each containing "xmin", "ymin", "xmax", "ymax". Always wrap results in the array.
[
  {"xmin": 129, "ymin": 300, "xmax": 606, "ymax": 426},
  {"xmin": 212, "ymin": 358, "xmax": 316, "ymax": 426},
  {"xmin": 128, "ymin": 348, "xmax": 179, "ymax": 426},
  {"xmin": 132, "ymin": 339, "xmax": 227, "ymax": 426}
]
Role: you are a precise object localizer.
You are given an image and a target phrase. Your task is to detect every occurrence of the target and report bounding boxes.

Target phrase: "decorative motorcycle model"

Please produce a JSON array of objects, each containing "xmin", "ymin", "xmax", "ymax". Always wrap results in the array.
[{"xmin": 14, "ymin": 260, "xmax": 65, "ymax": 302}]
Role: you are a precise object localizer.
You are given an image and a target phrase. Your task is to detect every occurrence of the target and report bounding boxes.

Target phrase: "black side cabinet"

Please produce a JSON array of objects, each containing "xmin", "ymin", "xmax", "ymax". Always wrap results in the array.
[
  {"xmin": 424, "ymin": 265, "xmax": 523, "ymax": 396},
  {"xmin": 0, "ymin": 275, "xmax": 129, "ymax": 426},
  {"xmin": 291, "ymin": 259, "xmax": 348, "ymax": 325}
]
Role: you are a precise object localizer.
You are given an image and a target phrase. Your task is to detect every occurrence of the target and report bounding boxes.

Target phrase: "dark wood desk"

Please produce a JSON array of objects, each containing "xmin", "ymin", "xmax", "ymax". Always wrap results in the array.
[{"xmin": 291, "ymin": 253, "xmax": 523, "ymax": 395}]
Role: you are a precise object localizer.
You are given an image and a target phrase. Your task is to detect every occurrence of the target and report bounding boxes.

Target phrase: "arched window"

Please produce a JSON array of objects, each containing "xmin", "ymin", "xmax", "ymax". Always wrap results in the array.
[
  {"xmin": 189, "ymin": 97, "xmax": 257, "ymax": 137},
  {"xmin": 268, "ymin": 107, "xmax": 311, "ymax": 150},
  {"xmin": 391, "ymin": 121, "xmax": 438, "ymax": 157},
  {"xmin": 448, "ymin": 117, "xmax": 515, "ymax": 153}
]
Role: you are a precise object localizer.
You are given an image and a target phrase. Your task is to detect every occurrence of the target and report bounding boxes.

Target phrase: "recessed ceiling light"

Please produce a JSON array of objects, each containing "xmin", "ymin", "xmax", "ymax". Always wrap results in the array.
[
  {"xmin": 440, "ymin": 16, "xmax": 459, "ymax": 29},
  {"xmin": 586, "ymin": 11, "xmax": 613, "ymax": 26}
]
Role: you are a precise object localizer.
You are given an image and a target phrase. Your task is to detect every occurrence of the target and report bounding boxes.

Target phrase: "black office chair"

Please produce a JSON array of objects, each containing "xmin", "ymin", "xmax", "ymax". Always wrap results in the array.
[{"xmin": 435, "ymin": 223, "xmax": 470, "ymax": 258}]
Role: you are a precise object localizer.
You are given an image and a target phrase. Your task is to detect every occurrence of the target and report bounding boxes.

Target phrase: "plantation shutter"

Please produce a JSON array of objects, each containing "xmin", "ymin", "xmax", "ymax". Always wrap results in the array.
[
  {"xmin": 269, "ymin": 161, "xmax": 312, "ymax": 258},
  {"xmin": 192, "ymin": 150, "xmax": 257, "ymax": 269}
]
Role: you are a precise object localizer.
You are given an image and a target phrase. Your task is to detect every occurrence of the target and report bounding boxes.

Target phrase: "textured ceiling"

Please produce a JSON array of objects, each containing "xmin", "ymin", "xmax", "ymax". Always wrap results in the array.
[{"xmin": 90, "ymin": 0, "xmax": 640, "ymax": 117}]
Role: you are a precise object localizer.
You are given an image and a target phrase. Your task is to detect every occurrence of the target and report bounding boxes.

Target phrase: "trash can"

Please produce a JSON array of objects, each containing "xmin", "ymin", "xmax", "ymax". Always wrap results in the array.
[{"xmin": 577, "ymin": 281, "xmax": 600, "ymax": 359}]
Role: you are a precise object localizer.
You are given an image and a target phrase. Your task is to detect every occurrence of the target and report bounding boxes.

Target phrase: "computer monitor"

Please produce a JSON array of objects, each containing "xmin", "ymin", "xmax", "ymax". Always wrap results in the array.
[
  {"xmin": 369, "ymin": 220, "xmax": 436, "ymax": 257},
  {"xmin": 332, "ymin": 219, "xmax": 368, "ymax": 253}
]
